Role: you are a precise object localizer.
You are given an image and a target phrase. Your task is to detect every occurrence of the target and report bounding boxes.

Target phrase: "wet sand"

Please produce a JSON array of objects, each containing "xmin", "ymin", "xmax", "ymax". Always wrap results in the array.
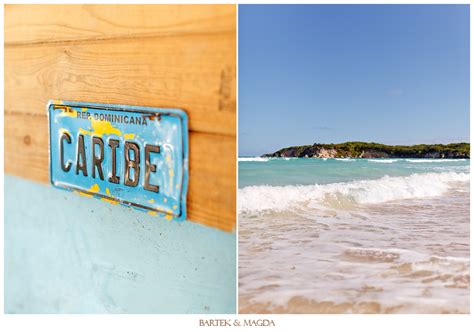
[{"xmin": 239, "ymin": 186, "xmax": 469, "ymax": 314}]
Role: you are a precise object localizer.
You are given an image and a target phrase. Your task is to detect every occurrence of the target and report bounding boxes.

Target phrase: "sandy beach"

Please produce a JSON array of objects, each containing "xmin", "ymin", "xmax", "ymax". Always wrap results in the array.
[{"xmin": 239, "ymin": 159, "xmax": 469, "ymax": 314}]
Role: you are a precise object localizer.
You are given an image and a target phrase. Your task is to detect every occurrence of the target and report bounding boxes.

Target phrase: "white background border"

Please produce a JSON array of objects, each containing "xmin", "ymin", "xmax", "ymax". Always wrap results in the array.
[{"xmin": 1, "ymin": 0, "xmax": 473, "ymax": 331}]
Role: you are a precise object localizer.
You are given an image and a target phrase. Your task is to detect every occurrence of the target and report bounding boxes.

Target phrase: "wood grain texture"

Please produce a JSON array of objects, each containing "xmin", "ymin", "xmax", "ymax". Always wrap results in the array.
[
  {"xmin": 4, "ymin": 5, "xmax": 236, "ymax": 232},
  {"xmin": 5, "ymin": 4, "xmax": 235, "ymax": 45},
  {"xmin": 5, "ymin": 32, "xmax": 235, "ymax": 136},
  {"xmin": 5, "ymin": 111, "xmax": 235, "ymax": 232}
]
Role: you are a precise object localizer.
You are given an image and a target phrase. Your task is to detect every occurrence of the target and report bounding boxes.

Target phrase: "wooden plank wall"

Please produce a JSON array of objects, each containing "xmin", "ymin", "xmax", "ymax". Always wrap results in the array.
[{"xmin": 5, "ymin": 5, "xmax": 236, "ymax": 232}]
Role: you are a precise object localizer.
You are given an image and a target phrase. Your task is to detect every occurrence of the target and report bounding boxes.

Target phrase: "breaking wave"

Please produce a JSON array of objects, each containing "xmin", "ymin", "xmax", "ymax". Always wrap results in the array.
[
  {"xmin": 406, "ymin": 159, "xmax": 467, "ymax": 163},
  {"xmin": 238, "ymin": 157, "xmax": 269, "ymax": 162},
  {"xmin": 239, "ymin": 157, "xmax": 297, "ymax": 162},
  {"xmin": 368, "ymin": 159, "xmax": 399, "ymax": 163},
  {"xmin": 239, "ymin": 172, "xmax": 469, "ymax": 214},
  {"xmin": 335, "ymin": 158, "xmax": 355, "ymax": 162}
]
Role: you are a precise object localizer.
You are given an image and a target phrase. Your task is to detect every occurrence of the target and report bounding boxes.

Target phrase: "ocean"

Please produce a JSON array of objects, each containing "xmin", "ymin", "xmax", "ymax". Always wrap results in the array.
[{"xmin": 238, "ymin": 157, "xmax": 470, "ymax": 313}]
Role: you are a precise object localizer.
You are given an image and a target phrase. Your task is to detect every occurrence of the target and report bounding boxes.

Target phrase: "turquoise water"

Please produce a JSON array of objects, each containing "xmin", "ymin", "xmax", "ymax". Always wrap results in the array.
[
  {"xmin": 238, "ymin": 157, "xmax": 470, "ymax": 313},
  {"xmin": 239, "ymin": 157, "xmax": 470, "ymax": 188}
]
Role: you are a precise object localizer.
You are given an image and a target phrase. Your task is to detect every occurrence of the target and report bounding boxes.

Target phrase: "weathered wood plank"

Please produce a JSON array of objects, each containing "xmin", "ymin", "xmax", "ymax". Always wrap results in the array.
[
  {"xmin": 4, "ymin": 111, "xmax": 235, "ymax": 232},
  {"xmin": 5, "ymin": 33, "xmax": 236, "ymax": 136},
  {"xmin": 5, "ymin": 4, "xmax": 236, "ymax": 45},
  {"xmin": 5, "ymin": 4, "xmax": 236, "ymax": 232}
]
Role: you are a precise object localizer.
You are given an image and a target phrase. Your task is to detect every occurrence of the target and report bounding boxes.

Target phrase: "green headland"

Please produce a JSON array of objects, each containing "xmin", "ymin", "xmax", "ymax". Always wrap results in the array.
[{"xmin": 262, "ymin": 142, "xmax": 470, "ymax": 159}]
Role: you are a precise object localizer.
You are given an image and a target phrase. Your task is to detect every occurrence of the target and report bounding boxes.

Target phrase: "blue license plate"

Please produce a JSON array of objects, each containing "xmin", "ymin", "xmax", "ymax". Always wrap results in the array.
[{"xmin": 48, "ymin": 100, "xmax": 188, "ymax": 221}]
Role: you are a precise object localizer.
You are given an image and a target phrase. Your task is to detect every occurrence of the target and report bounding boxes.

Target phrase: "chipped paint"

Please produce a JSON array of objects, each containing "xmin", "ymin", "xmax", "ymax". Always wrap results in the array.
[
  {"xmin": 89, "ymin": 184, "xmax": 100, "ymax": 193},
  {"xmin": 101, "ymin": 197, "xmax": 118, "ymax": 205},
  {"xmin": 48, "ymin": 100, "xmax": 189, "ymax": 222},
  {"xmin": 79, "ymin": 118, "xmax": 122, "ymax": 137},
  {"xmin": 163, "ymin": 144, "xmax": 175, "ymax": 190},
  {"xmin": 55, "ymin": 105, "xmax": 77, "ymax": 117}
]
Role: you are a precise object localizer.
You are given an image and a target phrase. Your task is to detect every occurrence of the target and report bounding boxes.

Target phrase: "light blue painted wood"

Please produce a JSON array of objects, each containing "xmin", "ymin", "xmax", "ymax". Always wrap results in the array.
[{"xmin": 4, "ymin": 175, "xmax": 236, "ymax": 313}]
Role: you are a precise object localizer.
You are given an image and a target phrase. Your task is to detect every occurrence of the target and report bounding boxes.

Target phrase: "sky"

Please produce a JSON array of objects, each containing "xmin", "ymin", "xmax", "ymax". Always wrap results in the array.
[{"xmin": 238, "ymin": 5, "xmax": 470, "ymax": 156}]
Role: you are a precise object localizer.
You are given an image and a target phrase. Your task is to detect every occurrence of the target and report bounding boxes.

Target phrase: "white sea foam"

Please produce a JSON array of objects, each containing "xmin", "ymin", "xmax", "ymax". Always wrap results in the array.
[
  {"xmin": 238, "ymin": 157, "xmax": 296, "ymax": 162},
  {"xmin": 239, "ymin": 171, "xmax": 469, "ymax": 214},
  {"xmin": 335, "ymin": 158, "xmax": 355, "ymax": 162},
  {"xmin": 406, "ymin": 159, "xmax": 467, "ymax": 163},
  {"xmin": 238, "ymin": 157, "xmax": 269, "ymax": 162},
  {"xmin": 240, "ymin": 159, "xmax": 470, "ymax": 313},
  {"xmin": 368, "ymin": 159, "xmax": 399, "ymax": 163}
]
